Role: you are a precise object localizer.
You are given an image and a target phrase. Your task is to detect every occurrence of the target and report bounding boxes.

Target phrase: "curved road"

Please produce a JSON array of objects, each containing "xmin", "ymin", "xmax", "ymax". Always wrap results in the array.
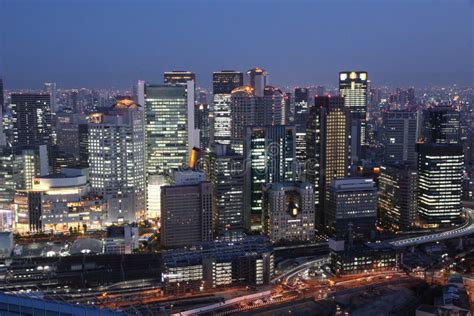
[{"xmin": 389, "ymin": 208, "xmax": 474, "ymax": 248}]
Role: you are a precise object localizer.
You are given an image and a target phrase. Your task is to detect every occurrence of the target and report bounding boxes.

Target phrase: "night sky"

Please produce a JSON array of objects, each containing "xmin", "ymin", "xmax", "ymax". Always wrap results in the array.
[{"xmin": 1, "ymin": 0, "xmax": 472, "ymax": 89}]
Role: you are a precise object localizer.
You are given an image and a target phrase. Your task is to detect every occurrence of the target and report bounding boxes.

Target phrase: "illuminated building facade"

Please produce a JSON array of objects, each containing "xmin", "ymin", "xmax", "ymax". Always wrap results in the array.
[
  {"xmin": 230, "ymin": 86, "xmax": 257, "ymax": 154},
  {"xmin": 381, "ymin": 110, "xmax": 418, "ymax": 166},
  {"xmin": 294, "ymin": 87, "xmax": 309, "ymax": 124},
  {"xmin": 11, "ymin": 93, "xmax": 52, "ymax": 147},
  {"xmin": 326, "ymin": 178, "xmax": 377, "ymax": 240},
  {"xmin": 245, "ymin": 67, "xmax": 268, "ymax": 97},
  {"xmin": 262, "ymin": 182, "xmax": 315, "ymax": 242},
  {"xmin": 164, "ymin": 71, "xmax": 196, "ymax": 85},
  {"xmin": 211, "ymin": 71, "xmax": 243, "ymax": 145},
  {"xmin": 426, "ymin": 106, "xmax": 460, "ymax": 145},
  {"xmin": 195, "ymin": 103, "xmax": 210, "ymax": 149},
  {"xmin": 306, "ymin": 96, "xmax": 351, "ymax": 222},
  {"xmin": 205, "ymin": 144, "xmax": 245, "ymax": 240},
  {"xmin": 244, "ymin": 125, "xmax": 296, "ymax": 232},
  {"xmin": 330, "ymin": 242, "xmax": 398, "ymax": 276},
  {"xmin": 339, "ymin": 71, "xmax": 368, "ymax": 161},
  {"xmin": 87, "ymin": 100, "xmax": 146, "ymax": 224},
  {"xmin": 145, "ymin": 83, "xmax": 196, "ymax": 176},
  {"xmin": 417, "ymin": 144, "xmax": 463, "ymax": 227},
  {"xmin": 14, "ymin": 168, "xmax": 106, "ymax": 234},
  {"xmin": 263, "ymin": 86, "xmax": 286, "ymax": 125},
  {"xmin": 161, "ymin": 237, "xmax": 273, "ymax": 295},
  {"xmin": 378, "ymin": 164, "xmax": 418, "ymax": 231}
]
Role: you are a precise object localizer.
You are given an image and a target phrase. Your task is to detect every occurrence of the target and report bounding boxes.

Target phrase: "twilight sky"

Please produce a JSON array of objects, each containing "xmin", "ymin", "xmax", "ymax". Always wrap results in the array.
[{"xmin": 0, "ymin": 0, "xmax": 473, "ymax": 90}]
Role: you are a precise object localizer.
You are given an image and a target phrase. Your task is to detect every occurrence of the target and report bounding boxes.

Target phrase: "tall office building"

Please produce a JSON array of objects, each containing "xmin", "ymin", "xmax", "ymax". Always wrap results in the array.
[
  {"xmin": 164, "ymin": 71, "xmax": 196, "ymax": 85},
  {"xmin": 44, "ymin": 82, "xmax": 57, "ymax": 113},
  {"xmin": 11, "ymin": 93, "xmax": 52, "ymax": 147},
  {"xmin": 262, "ymin": 182, "xmax": 315, "ymax": 242},
  {"xmin": 306, "ymin": 96, "xmax": 351, "ymax": 222},
  {"xmin": 381, "ymin": 110, "xmax": 418, "ymax": 166},
  {"xmin": 245, "ymin": 67, "xmax": 268, "ymax": 97},
  {"xmin": 88, "ymin": 100, "xmax": 146, "ymax": 223},
  {"xmin": 0, "ymin": 78, "xmax": 4, "ymax": 111},
  {"xmin": 0, "ymin": 148, "xmax": 15, "ymax": 210},
  {"xmin": 292, "ymin": 88, "xmax": 309, "ymax": 179},
  {"xmin": 160, "ymin": 171, "xmax": 212, "ymax": 248},
  {"xmin": 426, "ymin": 106, "xmax": 460, "ymax": 145},
  {"xmin": 0, "ymin": 106, "xmax": 5, "ymax": 148},
  {"xmin": 132, "ymin": 80, "xmax": 145, "ymax": 107},
  {"xmin": 145, "ymin": 83, "xmax": 197, "ymax": 176},
  {"xmin": 378, "ymin": 164, "xmax": 418, "ymax": 231},
  {"xmin": 205, "ymin": 144, "xmax": 245, "ymax": 240},
  {"xmin": 417, "ymin": 144, "xmax": 463, "ymax": 227},
  {"xmin": 213, "ymin": 70, "xmax": 244, "ymax": 95},
  {"xmin": 294, "ymin": 87, "xmax": 309, "ymax": 123},
  {"xmin": 326, "ymin": 178, "xmax": 377, "ymax": 240},
  {"xmin": 195, "ymin": 103, "xmax": 210, "ymax": 149},
  {"xmin": 263, "ymin": 86, "xmax": 286, "ymax": 125},
  {"xmin": 339, "ymin": 71, "xmax": 368, "ymax": 161},
  {"xmin": 211, "ymin": 71, "xmax": 244, "ymax": 145},
  {"xmin": 230, "ymin": 86, "xmax": 257, "ymax": 154},
  {"xmin": 244, "ymin": 125, "xmax": 296, "ymax": 232}
]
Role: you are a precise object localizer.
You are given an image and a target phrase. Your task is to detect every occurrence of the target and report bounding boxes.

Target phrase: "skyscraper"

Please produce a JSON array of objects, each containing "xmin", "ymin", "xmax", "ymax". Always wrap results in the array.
[
  {"xmin": 44, "ymin": 82, "xmax": 57, "ymax": 113},
  {"xmin": 262, "ymin": 182, "xmax": 315, "ymax": 242},
  {"xmin": 306, "ymin": 96, "xmax": 351, "ymax": 222},
  {"xmin": 132, "ymin": 80, "xmax": 145, "ymax": 107},
  {"xmin": 230, "ymin": 86, "xmax": 258, "ymax": 154},
  {"xmin": 211, "ymin": 71, "xmax": 243, "ymax": 145},
  {"xmin": 87, "ymin": 99, "xmax": 146, "ymax": 223},
  {"xmin": 11, "ymin": 93, "xmax": 52, "ymax": 147},
  {"xmin": 326, "ymin": 178, "xmax": 377, "ymax": 240},
  {"xmin": 378, "ymin": 164, "xmax": 418, "ymax": 231},
  {"xmin": 195, "ymin": 103, "xmax": 210, "ymax": 149},
  {"xmin": 213, "ymin": 70, "xmax": 244, "ymax": 95},
  {"xmin": 145, "ymin": 83, "xmax": 197, "ymax": 176},
  {"xmin": 244, "ymin": 125, "xmax": 296, "ymax": 231},
  {"xmin": 164, "ymin": 71, "xmax": 196, "ymax": 85},
  {"xmin": 160, "ymin": 171, "xmax": 212, "ymax": 248},
  {"xmin": 339, "ymin": 71, "xmax": 368, "ymax": 161},
  {"xmin": 205, "ymin": 144, "xmax": 245, "ymax": 240},
  {"xmin": 294, "ymin": 87, "xmax": 309, "ymax": 124},
  {"xmin": 245, "ymin": 67, "xmax": 268, "ymax": 97},
  {"xmin": 263, "ymin": 86, "xmax": 286, "ymax": 125},
  {"xmin": 426, "ymin": 106, "xmax": 460, "ymax": 145},
  {"xmin": 381, "ymin": 110, "xmax": 418, "ymax": 166},
  {"xmin": 417, "ymin": 144, "xmax": 463, "ymax": 227},
  {"xmin": 0, "ymin": 78, "xmax": 4, "ymax": 111}
]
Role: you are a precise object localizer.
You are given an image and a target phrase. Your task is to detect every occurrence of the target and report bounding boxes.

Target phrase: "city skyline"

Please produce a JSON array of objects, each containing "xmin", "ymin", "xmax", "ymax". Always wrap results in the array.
[
  {"xmin": 1, "ymin": 0, "xmax": 472, "ymax": 89},
  {"xmin": 0, "ymin": 1, "xmax": 473, "ymax": 314}
]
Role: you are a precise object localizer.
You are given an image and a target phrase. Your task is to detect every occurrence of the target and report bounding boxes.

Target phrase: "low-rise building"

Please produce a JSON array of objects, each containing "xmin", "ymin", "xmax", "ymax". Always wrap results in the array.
[
  {"xmin": 104, "ymin": 225, "xmax": 139, "ymax": 254},
  {"xmin": 14, "ymin": 168, "xmax": 107, "ymax": 234},
  {"xmin": 329, "ymin": 239, "xmax": 398, "ymax": 276},
  {"xmin": 161, "ymin": 237, "xmax": 274, "ymax": 295}
]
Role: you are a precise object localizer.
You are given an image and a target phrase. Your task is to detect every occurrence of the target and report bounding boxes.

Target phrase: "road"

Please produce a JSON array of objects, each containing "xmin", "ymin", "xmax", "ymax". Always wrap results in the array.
[
  {"xmin": 271, "ymin": 256, "xmax": 331, "ymax": 284},
  {"xmin": 389, "ymin": 208, "xmax": 474, "ymax": 248}
]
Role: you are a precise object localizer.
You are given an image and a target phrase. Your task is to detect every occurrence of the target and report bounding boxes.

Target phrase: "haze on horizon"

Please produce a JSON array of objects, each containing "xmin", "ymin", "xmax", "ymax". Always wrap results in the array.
[{"xmin": 0, "ymin": 0, "xmax": 472, "ymax": 90}]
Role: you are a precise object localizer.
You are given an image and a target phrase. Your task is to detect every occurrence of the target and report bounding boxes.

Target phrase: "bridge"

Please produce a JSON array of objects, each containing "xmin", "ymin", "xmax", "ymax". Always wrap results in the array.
[
  {"xmin": 389, "ymin": 208, "xmax": 474, "ymax": 248},
  {"xmin": 271, "ymin": 256, "xmax": 331, "ymax": 284}
]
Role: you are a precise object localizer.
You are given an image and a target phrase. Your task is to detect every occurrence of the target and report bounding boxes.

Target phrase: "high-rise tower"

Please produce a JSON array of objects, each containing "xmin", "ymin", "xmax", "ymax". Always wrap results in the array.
[
  {"xmin": 339, "ymin": 71, "xmax": 368, "ymax": 162},
  {"xmin": 306, "ymin": 96, "xmax": 351, "ymax": 223},
  {"xmin": 211, "ymin": 71, "xmax": 243, "ymax": 145}
]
